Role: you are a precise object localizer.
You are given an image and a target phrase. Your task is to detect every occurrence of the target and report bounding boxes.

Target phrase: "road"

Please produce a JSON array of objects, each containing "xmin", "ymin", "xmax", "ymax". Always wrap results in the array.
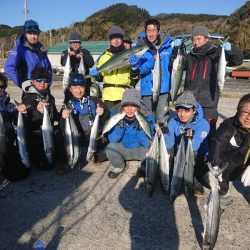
[{"xmin": 0, "ymin": 83, "xmax": 249, "ymax": 250}]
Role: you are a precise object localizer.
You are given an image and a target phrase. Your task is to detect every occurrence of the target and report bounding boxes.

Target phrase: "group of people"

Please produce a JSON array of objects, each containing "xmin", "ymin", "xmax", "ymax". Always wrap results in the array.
[{"xmin": 1, "ymin": 17, "xmax": 249, "ymax": 204}]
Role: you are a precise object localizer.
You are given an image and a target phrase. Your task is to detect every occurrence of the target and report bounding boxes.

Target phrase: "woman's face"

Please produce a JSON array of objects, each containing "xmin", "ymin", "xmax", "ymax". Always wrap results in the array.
[
  {"xmin": 239, "ymin": 103, "xmax": 250, "ymax": 129},
  {"xmin": 176, "ymin": 107, "xmax": 196, "ymax": 123},
  {"xmin": 110, "ymin": 37, "xmax": 123, "ymax": 47},
  {"xmin": 123, "ymin": 105, "xmax": 139, "ymax": 118}
]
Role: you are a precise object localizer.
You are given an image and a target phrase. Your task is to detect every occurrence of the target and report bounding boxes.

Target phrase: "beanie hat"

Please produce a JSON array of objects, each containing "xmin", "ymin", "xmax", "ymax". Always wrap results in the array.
[
  {"xmin": 191, "ymin": 26, "xmax": 209, "ymax": 38},
  {"xmin": 69, "ymin": 32, "xmax": 81, "ymax": 43},
  {"xmin": 121, "ymin": 89, "xmax": 141, "ymax": 107},
  {"xmin": 24, "ymin": 19, "xmax": 40, "ymax": 33},
  {"xmin": 0, "ymin": 73, "xmax": 7, "ymax": 88},
  {"xmin": 69, "ymin": 73, "xmax": 85, "ymax": 86},
  {"xmin": 175, "ymin": 91, "xmax": 197, "ymax": 109},
  {"xmin": 31, "ymin": 66, "xmax": 51, "ymax": 83},
  {"xmin": 123, "ymin": 36, "xmax": 132, "ymax": 44},
  {"xmin": 108, "ymin": 26, "xmax": 124, "ymax": 40}
]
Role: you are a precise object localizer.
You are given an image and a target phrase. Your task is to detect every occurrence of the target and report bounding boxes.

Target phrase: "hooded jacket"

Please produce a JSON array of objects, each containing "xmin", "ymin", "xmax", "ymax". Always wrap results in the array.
[
  {"xmin": 0, "ymin": 94, "xmax": 17, "ymax": 125},
  {"xmin": 4, "ymin": 36, "xmax": 52, "ymax": 88},
  {"xmin": 164, "ymin": 103, "xmax": 210, "ymax": 154}
]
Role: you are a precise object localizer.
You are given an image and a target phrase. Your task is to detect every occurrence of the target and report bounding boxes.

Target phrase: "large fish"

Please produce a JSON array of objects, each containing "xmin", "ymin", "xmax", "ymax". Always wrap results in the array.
[
  {"xmin": 96, "ymin": 45, "xmax": 148, "ymax": 74},
  {"xmin": 170, "ymin": 136, "xmax": 186, "ymax": 202},
  {"xmin": 64, "ymin": 116, "xmax": 74, "ymax": 167},
  {"xmin": 62, "ymin": 49, "xmax": 71, "ymax": 90},
  {"xmin": 145, "ymin": 133, "xmax": 159, "ymax": 197},
  {"xmin": 41, "ymin": 105, "xmax": 54, "ymax": 164},
  {"xmin": 159, "ymin": 131, "xmax": 170, "ymax": 194},
  {"xmin": 171, "ymin": 48, "xmax": 184, "ymax": 103},
  {"xmin": 183, "ymin": 138, "xmax": 194, "ymax": 196},
  {"xmin": 135, "ymin": 111, "xmax": 152, "ymax": 139},
  {"xmin": 0, "ymin": 112, "xmax": 6, "ymax": 158},
  {"xmin": 78, "ymin": 55, "xmax": 85, "ymax": 75},
  {"xmin": 152, "ymin": 48, "xmax": 161, "ymax": 103},
  {"xmin": 86, "ymin": 114, "xmax": 100, "ymax": 162},
  {"xmin": 102, "ymin": 111, "xmax": 126, "ymax": 136},
  {"xmin": 217, "ymin": 46, "xmax": 227, "ymax": 92},
  {"xmin": 16, "ymin": 111, "xmax": 30, "ymax": 168},
  {"xmin": 202, "ymin": 163, "xmax": 227, "ymax": 250}
]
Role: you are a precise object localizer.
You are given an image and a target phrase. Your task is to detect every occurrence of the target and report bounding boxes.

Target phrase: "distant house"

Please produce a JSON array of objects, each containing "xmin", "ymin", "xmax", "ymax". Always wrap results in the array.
[{"xmin": 47, "ymin": 41, "xmax": 109, "ymax": 73}]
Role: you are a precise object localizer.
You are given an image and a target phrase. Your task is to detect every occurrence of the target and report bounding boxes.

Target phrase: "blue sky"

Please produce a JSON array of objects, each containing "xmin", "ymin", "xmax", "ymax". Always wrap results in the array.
[{"xmin": 0, "ymin": 0, "xmax": 247, "ymax": 31}]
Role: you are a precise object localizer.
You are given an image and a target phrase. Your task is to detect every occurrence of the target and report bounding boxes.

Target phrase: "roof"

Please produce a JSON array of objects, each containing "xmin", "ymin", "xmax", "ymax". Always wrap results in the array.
[{"xmin": 48, "ymin": 41, "xmax": 110, "ymax": 54}]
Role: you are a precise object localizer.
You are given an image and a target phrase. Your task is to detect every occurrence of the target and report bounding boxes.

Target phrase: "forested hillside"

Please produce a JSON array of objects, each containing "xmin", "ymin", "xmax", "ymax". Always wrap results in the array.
[{"xmin": 0, "ymin": 2, "xmax": 249, "ymax": 57}]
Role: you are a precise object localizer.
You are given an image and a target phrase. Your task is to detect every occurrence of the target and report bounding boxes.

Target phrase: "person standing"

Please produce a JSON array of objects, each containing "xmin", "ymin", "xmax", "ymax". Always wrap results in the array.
[{"xmin": 4, "ymin": 19, "xmax": 52, "ymax": 88}]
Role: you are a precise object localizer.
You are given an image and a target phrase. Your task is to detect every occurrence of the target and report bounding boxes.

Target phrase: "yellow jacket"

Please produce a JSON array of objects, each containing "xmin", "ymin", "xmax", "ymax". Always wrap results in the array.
[{"xmin": 97, "ymin": 50, "xmax": 131, "ymax": 101}]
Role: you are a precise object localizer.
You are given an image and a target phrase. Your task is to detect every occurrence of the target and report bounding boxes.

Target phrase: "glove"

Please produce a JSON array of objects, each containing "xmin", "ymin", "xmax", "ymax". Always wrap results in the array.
[
  {"xmin": 89, "ymin": 68, "xmax": 100, "ymax": 77},
  {"xmin": 203, "ymin": 164, "xmax": 223, "ymax": 186},
  {"xmin": 129, "ymin": 54, "xmax": 140, "ymax": 68},
  {"xmin": 241, "ymin": 165, "xmax": 250, "ymax": 187},
  {"xmin": 222, "ymin": 42, "xmax": 231, "ymax": 51},
  {"xmin": 117, "ymin": 119, "xmax": 124, "ymax": 128},
  {"xmin": 171, "ymin": 39, "xmax": 182, "ymax": 47},
  {"xmin": 184, "ymin": 128, "xmax": 194, "ymax": 138},
  {"xmin": 159, "ymin": 122, "xmax": 169, "ymax": 134}
]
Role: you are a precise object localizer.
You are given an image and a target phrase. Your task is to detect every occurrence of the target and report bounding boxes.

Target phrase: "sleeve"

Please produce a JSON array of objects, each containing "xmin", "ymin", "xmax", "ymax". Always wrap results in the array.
[
  {"xmin": 60, "ymin": 50, "xmax": 68, "ymax": 66},
  {"xmin": 164, "ymin": 118, "xmax": 176, "ymax": 149},
  {"xmin": 82, "ymin": 48, "xmax": 94, "ymax": 69},
  {"xmin": 225, "ymin": 45, "xmax": 244, "ymax": 67},
  {"xmin": 138, "ymin": 50, "xmax": 155, "ymax": 76}
]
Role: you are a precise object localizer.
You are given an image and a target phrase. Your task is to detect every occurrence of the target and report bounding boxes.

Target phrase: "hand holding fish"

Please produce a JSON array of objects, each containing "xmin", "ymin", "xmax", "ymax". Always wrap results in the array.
[
  {"xmin": 76, "ymin": 52, "xmax": 83, "ymax": 59},
  {"xmin": 184, "ymin": 128, "xmax": 194, "ymax": 138},
  {"xmin": 62, "ymin": 109, "xmax": 71, "ymax": 119},
  {"xmin": 129, "ymin": 54, "xmax": 140, "ymax": 68},
  {"xmin": 222, "ymin": 42, "xmax": 231, "ymax": 51},
  {"xmin": 69, "ymin": 50, "xmax": 76, "ymax": 56},
  {"xmin": 241, "ymin": 165, "xmax": 250, "ymax": 187},
  {"xmin": 16, "ymin": 103, "xmax": 27, "ymax": 114},
  {"xmin": 37, "ymin": 101, "xmax": 48, "ymax": 114},
  {"xmin": 96, "ymin": 104, "xmax": 104, "ymax": 116}
]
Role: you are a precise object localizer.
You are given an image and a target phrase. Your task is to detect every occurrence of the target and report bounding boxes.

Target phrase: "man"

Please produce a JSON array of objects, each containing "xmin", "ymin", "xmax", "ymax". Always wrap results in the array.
[
  {"xmin": 179, "ymin": 26, "xmax": 244, "ymax": 135},
  {"xmin": 129, "ymin": 19, "xmax": 173, "ymax": 124},
  {"xmin": 204, "ymin": 93, "xmax": 250, "ymax": 204},
  {"xmin": 106, "ymin": 89, "xmax": 155, "ymax": 179},
  {"xmin": 4, "ymin": 19, "xmax": 52, "ymax": 88}
]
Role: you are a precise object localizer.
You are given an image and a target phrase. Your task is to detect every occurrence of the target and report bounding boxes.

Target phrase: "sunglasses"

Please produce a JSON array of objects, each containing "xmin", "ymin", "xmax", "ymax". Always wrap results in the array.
[
  {"xmin": 70, "ymin": 79, "xmax": 84, "ymax": 84},
  {"xmin": 35, "ymin": 78, "xmax": 49, "ymax": 83}
]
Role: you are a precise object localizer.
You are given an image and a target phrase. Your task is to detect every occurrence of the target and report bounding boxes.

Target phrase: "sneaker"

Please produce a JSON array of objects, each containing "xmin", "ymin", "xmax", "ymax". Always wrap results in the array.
[
  {"xmin": 193, "ymin": 183, "xmax": 205, "ymax": 197},
  {"xmin": 108, "ymin": 171, "xmax": 121, "ymax": 179}
]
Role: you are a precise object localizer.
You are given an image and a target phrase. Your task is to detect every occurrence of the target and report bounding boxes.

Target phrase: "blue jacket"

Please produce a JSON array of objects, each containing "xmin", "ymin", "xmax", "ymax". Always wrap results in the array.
[
  {"xmin": 108, "ymin": 105, "xmax": 155, "ymax": 149},
  {"xmin": 0, "ymin": 94, "xmax": 17, "ymax": 125},
  {"xmin": 138, "ymin": 34, "xmax": 173, "ymax": 96},
  {"xmin": 164, "ymin": 104, "xmax": 210, "ymax": 154},
  {"xmin": 4, "ymin": 36, "xmax": 52, "ymax": 88}
]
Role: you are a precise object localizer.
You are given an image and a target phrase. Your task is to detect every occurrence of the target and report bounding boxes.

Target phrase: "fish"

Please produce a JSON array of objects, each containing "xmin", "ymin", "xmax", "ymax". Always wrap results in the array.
[
  {"xmin": 16, "ymin": 111, "xmax": 30, "ymax": 168},
  {"xmin": 0, "ymin": 112, "xmax": 6, "ymax": 159},
  {"xmin": 64, "ymin": 116, "xmax": 74, "ymax": 167},
  {"xmin": 41, "ymin": 105, "xmax": 54, "ymax": 164},
  {"xmin": 171, "ymin": 48, "xmax": 184, "ymax": 103},
  {"xmin": 152, "ymin": 48, "xmax": 161, "ymax": 103},
  {"xmin": 217, "ymin": 46, "xmax": 227, "ymax": 92},
  {"xmin": 170, "ymin": 135, "xmax": 186, "ymax": 202},
  {"xmin": 102, "ymin": 111, "xmax": 126, "ymax": 136},
  {"xmin": 62, "ymin": 49, "xmax": 71, "ymax": 90},
  {"xmin": 86, "ymin": 114, "xmax": 100, "ymax": 162},
  {"xmin": 145, "ymin": 133, "xmax": 159, "ymax": 197},
  {"xmin": 135, "ymin": 111, "xmax": 152, "ymax": 139},
  {"xmin": 78, "ymin": 55, "xmax": 85, "ymax": 75},
  {"xmin": 183, "ymin": 138, "xmax": 195, "ymax": 196},
  {"xmin": 96, "ymin": 45, "xmax": 148, "ymax": 74},
  {"xmin": 159, "ymin": 130, "xmax": 170, "ymax": 194},
  {"xmin": 202, "ymin": 163, "xmax": 227, "ymax": 250}
]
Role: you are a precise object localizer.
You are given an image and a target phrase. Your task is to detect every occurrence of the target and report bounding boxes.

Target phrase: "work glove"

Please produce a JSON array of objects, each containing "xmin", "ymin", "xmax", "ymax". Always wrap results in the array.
[
  {"xmin": 171, "ymin": 39, "xmax": 182, "ymax": 47},
  {"xmin": 117, "ymin": 119, "xmax": 125, "ymax": 128},
  {"xmin": 159, "ymin": 122, "xmax": 169, "ymax": 134},
  {"xmin": 241, "ymin": 165, "xmax": 250, "ymax": 187},
  {"xmin": 184, "ymin": 128, "xmax": 194, "ymax": 138},
  {"xmin": 129, "ymin": 54, "xmax": 140, "ymax": 68},
  {"xmin": 222, "ymin": 42, "xmax": 231, "ymax": 51},
  {"xmin": 89, "ymin": 68, "xmax": 100, "ymax": 78},
  {"xmin": 203, "ymin": 164, "xmax": 223, "ymax": 187}
]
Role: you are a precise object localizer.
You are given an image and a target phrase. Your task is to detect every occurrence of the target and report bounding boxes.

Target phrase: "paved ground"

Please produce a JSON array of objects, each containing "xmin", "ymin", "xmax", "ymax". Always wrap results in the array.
[{"xmin": 0, "ymin": 83, "xmax": 249, "ymax": 250}]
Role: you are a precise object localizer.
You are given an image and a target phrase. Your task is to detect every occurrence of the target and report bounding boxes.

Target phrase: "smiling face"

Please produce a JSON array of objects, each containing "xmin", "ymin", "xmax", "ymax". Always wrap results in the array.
[
  {"xmin": 69, "ymin": 85, "xmax": 85, "ymax": 99},
  {"xmin": 176, "ymin": 107, "xmax": 196, "ymax": 123},
  {"xmin": 110, "ymin": 37, "xmax": 123, "ymax": 47},
  {"xmin": 146, "ymin": 24, "xmax": 159, "ymax": 44},
  {"xmin": 32, "ymin": 79, "xmax": 49, "ymax": 91},
  {"xmin": 192, "ymin": 35, "xmax": 208, "ymax": 48},
  {"xmin": 25, "ymin": 32, "xmax": 39, "ymax": 45},
  {"xmin": 239, "ymin": 103, "xmax": 250, "ymax": 129},
  {"xmin": 70, "ymin": 41, "xmax": 81, "ymax": 51},
  {"xmin": 123, "ymin": 105, "xmax": 139, "ymax": 118}
]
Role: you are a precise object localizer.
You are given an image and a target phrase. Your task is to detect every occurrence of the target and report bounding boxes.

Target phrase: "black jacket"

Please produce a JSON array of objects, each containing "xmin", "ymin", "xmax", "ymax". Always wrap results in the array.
[{"xmin": 184, "ymin": 42, "xmax": 243, "ymax": 109}]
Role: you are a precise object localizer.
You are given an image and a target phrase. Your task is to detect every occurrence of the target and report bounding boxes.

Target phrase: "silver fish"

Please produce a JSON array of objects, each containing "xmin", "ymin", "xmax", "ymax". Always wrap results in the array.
[
  {"xmin": 64, "ymin": 116, "xmax": 74, "ymax": 167},
  {"xmin": 135, "ymin": 111, "xmax": 152, "ymax": 139},
  {"xmin": 16, "ymin": 111, "xmax": 30, "ymax": 168},
  {"xmin": 202, "ymin": 163, "xmax": 227, "ymax": 250},
  {"xmin": 102, "ymin": 111, "xmax": 126, "ymax": 136},
  {"xmin": 63, "ymin": 49, "xmax": 71, "ymax": 90},
  {"xmin": 78, "ymin": 55, "xmax": 85, "ymax": 75},
  {"xmin": 159, "ymin": 131, "xmax": 170, "ymax": 194},
  {"xmin": 170, "ymin": 136, "xmax": 186, "ymax": 202},
  {"xmin": 183, "ymin": 138, "xmax": 195, "ymax": 196},
  {"xmin": 145, "ymin": 133, "xmax": 159, "ymax": 197},
  {"xmin": 171, "ymin": 48, "xmax": 184, "ymax": 103},
  {"xmin": 86, "ymin": 114, "xmax": 100, "ymax": 162},
  {"xmin": 152, "ymin": 48, "xmax": 161, "ymax": 103},
  {"xmin": 217, "ymin": 46, "xmax": 227, "ymax": 92},
  {"xmin": 0, "ymin": 112, "xmax": 6, "ymax": 158},
  {"xmin": 41, "ymin": 105, "xmax": 54, "ymax": 164}
]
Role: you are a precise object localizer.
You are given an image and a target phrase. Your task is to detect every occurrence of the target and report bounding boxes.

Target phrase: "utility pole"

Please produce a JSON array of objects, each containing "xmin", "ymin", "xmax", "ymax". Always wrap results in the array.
[
  {"xmin": 24, "ymin": 0, "xmax": 29, "ymax": 21},
  {"xmin": 49, "ymin": 30, "xmax": 52, "ymax": 47}
]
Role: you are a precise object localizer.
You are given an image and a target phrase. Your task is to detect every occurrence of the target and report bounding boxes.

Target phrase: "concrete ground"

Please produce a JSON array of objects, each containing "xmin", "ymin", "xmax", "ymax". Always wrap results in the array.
[{"xmin": 0, "ymin": 83, "xmax": 249, "ymax": 250}]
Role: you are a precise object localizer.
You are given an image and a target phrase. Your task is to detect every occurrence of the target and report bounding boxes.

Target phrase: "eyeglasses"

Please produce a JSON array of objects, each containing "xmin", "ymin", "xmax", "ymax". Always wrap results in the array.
[
  {"xmin": 70, "ymin": 79, "xmax": 84, "ymax": 84},
  {"xmin": 35, "ymin": 78, "xmax": 49, "ymax": 83},
  {"xmin": 240, "ymin": 110, "xmax": 250, "ymax": 118}
]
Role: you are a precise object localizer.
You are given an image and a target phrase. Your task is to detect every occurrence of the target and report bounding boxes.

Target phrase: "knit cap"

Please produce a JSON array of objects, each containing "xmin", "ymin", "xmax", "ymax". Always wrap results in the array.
[
  {"xmin": 121, "ymin": 89, "xmax": 141, "ymax": 107},
  {"xmin": 108, "ymin": 26, "xmax": 124, "ymax": 40},
  {"xmin": 69, "ymin": 32, "xmax": 81, "ymax": 43},
  {"xmin": 175, "ymin": 91, "xmax": 197, "ymax": 109},
  {"xmin": 191, "ymin": 26, "xmax": 209, "ymax": 38}
]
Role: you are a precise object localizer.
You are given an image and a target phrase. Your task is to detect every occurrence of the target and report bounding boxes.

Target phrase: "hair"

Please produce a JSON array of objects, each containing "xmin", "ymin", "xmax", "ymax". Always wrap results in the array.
[
  {"xmin": 237, "ymin": 93, "xmax": 250, "ymax": 114},
  {"xmin": 144, "ymin": 19, "xmax": 160, "ymax": 32},
  {"xmin": 31, "ymin": 66, "xmax": 51, "ymax": 80}
]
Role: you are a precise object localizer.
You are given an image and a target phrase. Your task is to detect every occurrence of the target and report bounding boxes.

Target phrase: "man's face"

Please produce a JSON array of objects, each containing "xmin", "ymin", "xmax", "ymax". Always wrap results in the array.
[
  {"xmin": 110, "ymin": 37, "xmax": 123, "ymax": 47},
  {"xmin": 176, "ymin": 107, "xmax": 196, "ymax": 123},
  {"xmin": 123, "ymin": 105, "xmax": 139, "ymax": 118},
  {"xmin": 32, "ymin": 78, "xmax": 49, "ymax": 91},
  {"xmin": 25, "ymin": 32, "xmax": 39, "ymax": 45},
  {"xmin": 69, "ymin": 85, "xmax": 85, "ymax": 99},
  {"xmin": 192, "ymin": 35, "xmax": 208, "ymax": 48},
  {"xmin": 146, "ymin": 24, "xmax": 159, "ymax": 44},
  {"xmin": 239, "ymin": 103, "xmax": 250, "ymax": 129},
  {"xmin": 70, "ymin": 42, "xmax": 81, "ymax": 51}
]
